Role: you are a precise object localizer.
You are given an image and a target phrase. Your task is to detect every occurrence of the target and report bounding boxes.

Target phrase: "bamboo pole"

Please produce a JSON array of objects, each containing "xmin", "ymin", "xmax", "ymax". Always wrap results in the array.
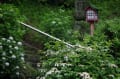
[{"xmin": 19, "ymin": 22, "xmax": 92, "ymax": 50}]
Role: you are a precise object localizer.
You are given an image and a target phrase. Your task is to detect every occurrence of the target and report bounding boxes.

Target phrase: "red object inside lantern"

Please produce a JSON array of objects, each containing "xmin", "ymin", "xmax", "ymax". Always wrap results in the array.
[{"xmin": 86, "ymin": 7, "xmax": 98, "ymax": 23}]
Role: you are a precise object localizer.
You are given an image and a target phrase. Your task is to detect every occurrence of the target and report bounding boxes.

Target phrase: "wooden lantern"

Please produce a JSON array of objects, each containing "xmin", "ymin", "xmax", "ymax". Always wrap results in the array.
[{"xmin": 86, "ymin": 7, "xmax": 98, "ymax": 36}]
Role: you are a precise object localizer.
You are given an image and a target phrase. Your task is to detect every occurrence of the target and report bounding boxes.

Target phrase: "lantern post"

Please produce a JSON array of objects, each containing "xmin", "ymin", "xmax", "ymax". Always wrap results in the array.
[{"xmin": 86, "ymin": 7, "xmax": 98, "ymax": 36}]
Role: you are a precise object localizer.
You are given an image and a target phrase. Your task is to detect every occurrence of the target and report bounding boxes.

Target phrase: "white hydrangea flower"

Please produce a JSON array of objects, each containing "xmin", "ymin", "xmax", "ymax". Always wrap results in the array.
[
  {"xmin": 9, "ymin": 36, "xmax": 14, "ymax": 40},
  {"xmin": 55, "ymin": 63, "xmax": 59, "ymax": 67},
  {"xmin": 9, "ymin": 45, "xmax": 12, "ymax": 48},
  {"xmin": 109, "ymin": 63, "xmax": 118, "ymax": 68},
  {"xmin": 51, "ymin": 67, "xmax": 58, "ymax": 71},
  {"xmin": 11, "ymin": 55, "xmax": 16, "ymax": 59},
  {"xmin": 86, "ymin": 47, "xmax": 93, "ymax": 51},
  {"xmin": 79, "ymin": 72, "xmax": 92, "ymax": 79},
  {"xmin": 9, "ymin": 51, "xmax": 13, "ymax": 54},
  {"xmin": 16, "ymin": 72, "xmax": 20, "ymax": 75},
  {"xmin": 17, "ymin": 42, "xmax": 22, "ymax": 46},
  {"xmin": 15, "ymin": 66, "xmax": 20, "ymax": 69},
  {"xmin": 21, "ymin": 57, "xmax": 24, "ymax": 61},
  {"xmin": 23, "ymin": 66, "xmax": 26, "ymax": 69},
  {"xmin": 37, "ymin": 63, "xmax": 41, "ymax": 68},
  {"xmin": 60, "ymin": 63, "xmax": 66, "ymax": 67},
  {"xmin": 14, "ymin": 46, "xmax": 19, "ymax": 50},
  {"xmin": 7, "ymin": 39, "xmax": 11, "ymax": 43},
  {"xmin": 108, "ymin": 74, "xmax": 114, "ymax": 78},
  {"xmin": 40, "ymin": 77, "xmax": 45, "ymax": 79},
  {"xmin": 1, "ymin": 38, "xmax": 6, "ymax": 41},
  {"xmin": 64, "ymin": 56, "xmax": 68, "ymax": 61},
  {"xmin": 13, "ymin": 41, "xmax": 16, "ymax": 43},
  {"xmin": 51, "ymin": 21, "xmax": 56, "ymax": 24},
  {"xmin": 40, "ymin": 69, "xmax": 46, "ymax": 73},
  {"xmin": 45, "ymin": 70, "xmax": 53, "ymax": 76},
  {"xmin": 20, "ymin": 53, "xmax": 24, "ymax": 57},
  {"xmin": 2, "ymin": 57, "xmax": 6, "ymax": 60},
  {"xmin": 5, "ymin": 62, "xmax": 10, "ymax": 66}
]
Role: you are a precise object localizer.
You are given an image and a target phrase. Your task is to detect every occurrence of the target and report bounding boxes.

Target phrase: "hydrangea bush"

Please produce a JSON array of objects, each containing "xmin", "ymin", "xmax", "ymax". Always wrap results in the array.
[{"xmin": 0, "ymin": 36, "xmax": 25, "ymax": 79}]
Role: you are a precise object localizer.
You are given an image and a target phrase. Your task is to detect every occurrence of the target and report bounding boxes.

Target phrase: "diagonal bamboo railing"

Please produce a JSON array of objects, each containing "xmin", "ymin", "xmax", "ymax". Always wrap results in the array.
[{"xmin": 19, "ymin": 22, "xmax": 92, "ymax": 50}]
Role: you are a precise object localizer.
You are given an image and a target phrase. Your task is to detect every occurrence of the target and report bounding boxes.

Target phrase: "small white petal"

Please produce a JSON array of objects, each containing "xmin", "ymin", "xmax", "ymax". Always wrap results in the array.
[
  {"xmin": 17, "ymin": 42, "xmax": 22, "ymax": 46},
  {"xmin": 5, "ymin": 62, "xmax": 10, "ymax": 66},
  {"xmin": 9, "ymin": 45, "xmax": 12, "ymax": 48},
  {"xmin": 14, "ymin": 46, "xmax": 19, "ymax": 50},
  {"xmin": 2, "ymin": 38, "xmax": 6, "ymax": 41},
  {"xmin": 23, "ymin": 66, "xmax": 26, "ymax": 69},
  {"xmin": 16, "ymin": 72, "xmax": 20, "ymax": 75},
  {"xmin": 37, "ymin": 63, "xmax": 41, "ymax": 67},
  {"xmin": 21, "ymin": 57, "xmax": 24, "ymax": 61},
  {"xmin": 51, "ymin": 21, "xmax": 56, "ymax": 24},
  {"xmin": 9, "ymin": 36, "xmax": 14, "ymax": 40},
  {"xmin": 20, "ymin": 53, "xmax": 24, "ymax": 57},
  {"xmin": 9, "ymin": 51, "xmax": 13, "ymax": 54},
  {"xmin": 11, "ymin": 55, "xmax": 16, "ymax": 59},
  {"xmin": 2, "ymin": 57, "xmax": 6, "ymax": 60},
  {"xmin": 13, "ymin": 41, "xmax": 16, "ymax": 43},
  {"xmin": 7, "ymin": 40, "xmax": 11, "ymax": 43},
  {"xmin": 16, "ymin": 66, "xmax": 19, "ymax": 69}
]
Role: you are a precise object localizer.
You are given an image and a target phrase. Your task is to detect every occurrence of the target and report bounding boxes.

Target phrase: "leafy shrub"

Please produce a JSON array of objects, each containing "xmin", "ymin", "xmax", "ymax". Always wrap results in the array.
[
  {"xmin": 37, "ymin": 45, "xmax": 120, "ymax": 79},
  {"xmin": 40, "ymin": 8, "xmax": 73, "ymax": 40},
  {"xmin": 95, "ymin": 18, "xmax": 120, "ymax": 58},
  {"xmin": 0, "ymin": 4, "xmax": 26, "ymax": 79},
  {"xmin": 0, "ymin": 36, "xmax": 25, "ymax": 79},
  {"xmin": 0, "ymin": 4, "xmax": 25, "ymax": 40}
]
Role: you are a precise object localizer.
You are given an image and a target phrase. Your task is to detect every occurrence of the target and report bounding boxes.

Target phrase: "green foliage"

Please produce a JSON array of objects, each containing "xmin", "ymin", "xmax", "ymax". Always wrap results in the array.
[
  {"xmin": 0, "ymin": 36, "xmax": 25, "ymax": 79},
  {"xmin": 37, "ymin": 45, "xmax": 120, "ymax": 79},
  {"xmin": 40, "ymin": 8, "xmax": 73, "ymax": 40},
  {"xmin": 19, "ymin": 3, "xmax": 74, "ymax": 46},
  {"xmin": 94, "ymin": 18, "xmax": 120, "ymax": 58},
  {"xmin": 37, "ymin": 17, "xmax": 120, "ymax": 78},
  {"xmin": 0, "ymin": 4, "xmax": 25, "ymax": 40},
  {"xmin": 0, "ymin": 4, "xmax": 26, "ymax": 79},
  {"xmin": 90, "ymin": 0, "xmax": 120, "ymax": 19}
]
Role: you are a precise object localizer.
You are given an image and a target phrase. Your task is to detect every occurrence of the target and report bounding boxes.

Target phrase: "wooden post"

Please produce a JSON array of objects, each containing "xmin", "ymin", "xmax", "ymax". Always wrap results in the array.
[{"xmin": 90, "ymin": 23, "xmax": 94, "ymax": 36}]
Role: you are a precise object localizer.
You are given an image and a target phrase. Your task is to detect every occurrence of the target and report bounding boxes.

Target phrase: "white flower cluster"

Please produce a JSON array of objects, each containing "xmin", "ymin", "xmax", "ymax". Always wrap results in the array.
[
  {"xmin": 36, "ymin": 68, "xmax": 60, "ymax": 79},
  {"xmin": 45, "ymin": 50, "xmax": 59, "ymax": 56},
  {"xmin": 108, "ymin": 63, "xmax": 118, "ymax": 68},
  {"xmin": 108, "ymin": 74, "xmax": 114, "ymax": 78},
  {"xmin": 36, "ymin": 76, "xmax": 45, "ymax": 79},
  {"xmin": 45, "ymin": 67, "xmax": 60, "ymax": 77},
  {"xmin": 39, "ymin": 69, "xmax": 46, "ymax": 73},
  {"xmin": 37, "ymin": 63, "xmax": 41, "ymax": 68},
  {"xmin": 51, "ymin": 21, "xmax": 56, "ymax": 24},
  {"xmin": 78, "ymin": 72, "xmax": 92, "ymax": 79},
  {"xmin": 5, "ymin": 62, "xmax": 10, "ymax": 66},
  {"xmin": 55, "ymin": 63, "xmax": 72, "ymax": 67},
  {"xmin": 0, "ymin": 36, "xmax": 25, "ymax": 76},
  {"xmin": 64, "ymin": 56, "xmax": 69, "ymax": 61}
]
